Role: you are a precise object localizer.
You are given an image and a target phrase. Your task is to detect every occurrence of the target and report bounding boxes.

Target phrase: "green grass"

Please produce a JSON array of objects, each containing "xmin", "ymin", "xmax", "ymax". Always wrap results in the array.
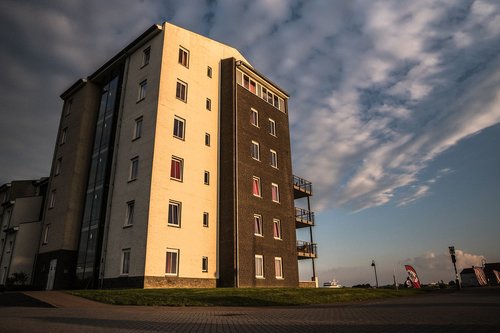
[{"xmin": 67, "ymin": 287, "xmax": 428, "ymax": 307}]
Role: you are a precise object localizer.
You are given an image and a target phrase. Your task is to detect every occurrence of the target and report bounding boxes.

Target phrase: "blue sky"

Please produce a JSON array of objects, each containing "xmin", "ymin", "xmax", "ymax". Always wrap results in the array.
[{"xmin": 0, "ymin": 0, "xmax": 499, "ymax": 286}]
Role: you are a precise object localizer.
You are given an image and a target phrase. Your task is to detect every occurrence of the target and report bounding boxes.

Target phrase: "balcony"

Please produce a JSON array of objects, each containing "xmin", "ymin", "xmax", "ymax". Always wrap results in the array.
[
  {"xmin": 295, "ymin": 207, "xmax": 314, "ymax": 228},
  {"xmin": 293, "ymin": 175, "xmax": 312, "ymax": 199},
  {"xmin": 297, "ymin": 241, "xmax": 317, "ymax": 259}
]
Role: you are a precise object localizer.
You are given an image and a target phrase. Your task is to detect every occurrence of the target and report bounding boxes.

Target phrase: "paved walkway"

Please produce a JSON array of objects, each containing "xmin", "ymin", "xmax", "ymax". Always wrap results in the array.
[{"xmin": 0, "ymin": 288, "xmax": 499, "ymax": 332}]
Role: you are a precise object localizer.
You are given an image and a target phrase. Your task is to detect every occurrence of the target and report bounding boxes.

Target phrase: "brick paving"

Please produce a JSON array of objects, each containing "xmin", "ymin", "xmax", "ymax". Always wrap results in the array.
[{"xmin": 0, "ymin": 288, "xmax": 499, "ymax": 332}]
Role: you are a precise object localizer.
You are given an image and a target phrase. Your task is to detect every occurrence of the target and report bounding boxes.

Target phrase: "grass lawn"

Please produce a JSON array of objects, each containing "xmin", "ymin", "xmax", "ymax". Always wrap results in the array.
[{"xmin": 67, "ymin": 287, "xmax": 429, "ymax": 307}]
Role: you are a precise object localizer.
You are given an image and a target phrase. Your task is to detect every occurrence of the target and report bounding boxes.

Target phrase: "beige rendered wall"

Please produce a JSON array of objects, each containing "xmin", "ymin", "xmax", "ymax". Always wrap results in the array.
[
  {"xmin": 102, "ymin": 29, "xmax": 164, "ymax": 279},
  {"xmin": 143, "ymin": 23, "xmax": 247, "ymax": 280}
]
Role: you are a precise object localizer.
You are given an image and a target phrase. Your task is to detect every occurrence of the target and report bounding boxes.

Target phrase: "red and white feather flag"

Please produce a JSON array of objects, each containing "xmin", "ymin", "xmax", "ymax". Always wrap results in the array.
[{"xmin": 404, "ymin": 265, "xmax": 421, "ymax": 288}]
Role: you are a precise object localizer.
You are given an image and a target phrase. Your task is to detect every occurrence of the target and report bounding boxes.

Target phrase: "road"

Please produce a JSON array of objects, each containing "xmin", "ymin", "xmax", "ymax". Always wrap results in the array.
[{"xmin": 1, "ymin": 287, "xmax": 499, "ymax": 332}]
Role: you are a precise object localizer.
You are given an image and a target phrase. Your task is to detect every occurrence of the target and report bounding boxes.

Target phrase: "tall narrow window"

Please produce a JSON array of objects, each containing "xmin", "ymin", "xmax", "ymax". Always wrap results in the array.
[
  {"xmin": 168, "ymin": 201, "xmax": 181, "ymax": 227},
  {"xmin": 204, "ymin": 171, "xmax": 210, "ymax": 185},
  {"xmin": 271, "ymin": 183, "xmax": 280, "ymax": 203},
  {"xmin": 129, "ymin": 157, "xmax": 139, "ymax": 181},
  {"xmin": 254, "ymin": 214, "xmax": 263, "ymax": 236},
  {"xmin": 173, "ymin": 116, "xmax": 185, "ymax": 140},
  {"xmin": 178, "ymin": 47, "xmax": 189, "ymax": 67},
  {"xmin": 251, "ymin": 141, "xmax": 260, "ymax": 161},
  {"xmin": 166, "ymin": 249, "xmax": 179, "ymax": 275},
  {"xmin": 49, "ymin": 190, "xmax": 56, "ymax": 208},
  {"xmin": 273, "ymin": 219, "xmax": 282, "ymax": 239},
  {"xmin": 170, "ymin": 157, "xmax": 183, "ymax": 181},
  {"xmin": 275, "ymin": 257, "xmax": 283, "ymax": 279},
  {"xmin": 138, "ymin": 80, "xmax": 147, "ymax": 101},
  {"xmin": 270, "ymin": 150, "xmax": 278, "ymax": 168},
  {"xmin": 121, "ymin": 249, "xmax": 131, "ymax": 275},
  {"xmin": 55, "ymin": 157, "xmax": 62, "ymax": 176},
  {"xmin": 207, "ymin": 66, "xmax": 212, "ymax": 78},
  {"xmin": 252, "ymin": 176, "xmax": 261, "ymax": 197},
  {"xmin": 251, "ymin": 109, "xmax": 259, "ymax": 127},
  {"xmin": 203, "ymin": 212, "xmax": 209, "ymax": 227},
  {"xmin": 60, "ymin": 127, "xmax": 67, "ymax": 145},
  {"xmin": 176, "ymin": 80, "xmax": 188, "ymax": 102},
  {"xmin": 202, "ymin": 256, "xmax": 208, "ymax": 272},
  {"xmin": 125, "ymin": 201, "xmax": 135, "ymax": 226},
  {"xmin": 255, "ymin": 255, "xmax": 264, "ymax": 278},
  {"xmin": 206, "ymin": 98, "xmax": 211, "ymax": 111},
  {"xmin": 269, "ymin": 119, "xmax": 276, "ymax": 136},
  {"xmin": 205, "ymin": 133, "xmax": 211, "ymax": 146},
  {"xmin": 133, "ymin": 117, "xmax": 143, "ymax": 140},
  {"xmin": 42, "ymin": 225, "xmax": 49, "ymax": 245},
  {"xmin": 142, "ymin": 47, "xmax": 151, "ymax": 67},
  {"xmin": 64, "ymin": 99, "xmax": 72, "ymax": 117}
]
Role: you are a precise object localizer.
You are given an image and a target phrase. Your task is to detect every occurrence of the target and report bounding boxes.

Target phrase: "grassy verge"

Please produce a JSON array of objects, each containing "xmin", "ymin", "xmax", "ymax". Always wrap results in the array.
[{"xmin": 67, "ymin": 287, "xmax": 429, "ymax": 307}]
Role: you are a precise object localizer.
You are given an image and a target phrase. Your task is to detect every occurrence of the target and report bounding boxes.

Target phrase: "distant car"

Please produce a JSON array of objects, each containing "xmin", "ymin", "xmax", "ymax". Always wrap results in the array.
[{"xmin": 323, "ymin": 280, "xmax": 342, "ymax": 288}]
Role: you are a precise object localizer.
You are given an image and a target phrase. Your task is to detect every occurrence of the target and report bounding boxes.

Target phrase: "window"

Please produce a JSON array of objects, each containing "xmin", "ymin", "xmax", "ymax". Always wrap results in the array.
[
  {"xmin": 269, "ymin": 119, "xmax": 276, "ymax": 136},
  {"xmin": 170, "ymin": 157, "xmax": 183, "ymax": 181},
  {"xmin": 42, "ymin": 225, "xmax": 49, "ymax": 245},
  {"xmin": 60, "ymin": 127, "xmax": 67, "ymax": 145},
  {"xmin": 173, "ymin": 116, "xmax": 185, "ymax": 140},
  {"xmin": 255, "ymin": 255, "xmax": 264, "ymax": 278},
  {"xmin": 121, "ymin": 249, "xmax": 131, "ymax": 275},
  {"xmin": 271, "ymin": 183, "xmax": 280, "ymax": 203},
  {"xmin": 55, "ymin": 157, "xmax": 62, "ymax": 176},
  {"xmin": 202, "ymin": 256, "xmax": 208, "ymax": 272},
  {"xmin": 125, "ymin": 201, "xmax": 134, "ymax": 226},
  {"xmin": 142, "ymin": 47, "xmax": 151, "ymax": 67},
  {"xmin": 251, "ymin": 109, "xmax": 259, "ymax": 127},
  {"xmin": 251, "ymin": 141, "xmax": 260, "ymax": 161},
  {"xmin": 203, "ymin": 212, "xmax": 209, "ymax": 227},
  {"xmin": 205, "ymin": 133, "xmax": 211, "ymax": 146},
  {"xmin": 64, "ymin": 99, "xmax": 72, "ymax": 117},
  {"xmin": 243, "ymin": 74, "xmax": 257, "ymax": 93},
  {"xmin": 138, "ymin": 80, "xmax": 147, "ymax": 101},
  {"xmin": 273, "ymin": 219, "xmax": 282, "ymax": 239},
  {"xmin": 204, "ymin": 171, "xmax": 210, "ymax": 185},
  {"xmin": 178, "ymin": 47, "xmax": 189, "ymax": 67},
  {"xmin": 254, "ymin": 214, "xmax": 263, "ymax": 236},
  {"xmin": 252, "ymin": 176, "xmax": 261, "ymax": 197},
  {"xmin": 129, "ymin": 157, "xmax": 139, "ymax": 181},
  {"xmin": 7, "ymin": 241, "xmax": 13, "ymax": 253},
  {"xmin": 49, "ymin": 190, "xmax": 56, "ymax": 208},
  {"xmin": 275, "ymin": 257, "xmax": 283, "ymax": 279},
  {"xmin": 270, "ymin": 150, "xmax": 278, "ymax": 168},
  {"xmin": 133, "ymin": 117, "xmax": 143, "ymax": 140},
  {"xmin": 168, "ymin": 201, "xmax": 181, "ymax": 227},
  {"xmin": 166, "ymin": 249, "xmax": 179, "ymax": 275},
  {"xmin": 207, "ymin": 66, "xmax": 212, "ymax": 78},
  {"xmin": 206, "ymin": 98, "xmax": 211, "ymax": 111},
  {"xmin": 176, "ymin": 80, "xmax": 188, "ymax": 102}
]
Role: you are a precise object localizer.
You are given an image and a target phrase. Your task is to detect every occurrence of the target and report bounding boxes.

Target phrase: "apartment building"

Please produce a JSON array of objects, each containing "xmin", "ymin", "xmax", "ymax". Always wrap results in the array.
[{"xmin": 33, "ymin": 22, "xmax": 317, "ymax": 289}]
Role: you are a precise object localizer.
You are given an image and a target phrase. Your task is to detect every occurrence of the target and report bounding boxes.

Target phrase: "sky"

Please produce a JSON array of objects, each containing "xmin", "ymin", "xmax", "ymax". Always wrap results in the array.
[{"xmin": 0, "ymin": 0, "xmax": 499, "ymax": 286}]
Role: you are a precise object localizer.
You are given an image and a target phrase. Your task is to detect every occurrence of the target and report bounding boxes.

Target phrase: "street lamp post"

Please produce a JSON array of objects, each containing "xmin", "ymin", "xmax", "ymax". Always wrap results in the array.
[
  {"xmin": 371, "ymin": 260, "xmax": 379, "ymax": 288},
  {"xmin": 448, "ymin": 246, "xmax": 461, "ymax": 290}
]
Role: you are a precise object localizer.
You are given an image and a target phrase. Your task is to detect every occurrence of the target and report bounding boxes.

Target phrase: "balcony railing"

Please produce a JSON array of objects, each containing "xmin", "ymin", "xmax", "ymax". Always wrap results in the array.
[
  {"xmin": 295, "ymin": 207, "xmax": 315, "ymax": 228},
  {"xmin": 297, "ymin": 241, "xmax": 317, "ymax": 259},
  {"xmin": 293, "ymin": 175, "xmax": 312, "ymax": 198}
]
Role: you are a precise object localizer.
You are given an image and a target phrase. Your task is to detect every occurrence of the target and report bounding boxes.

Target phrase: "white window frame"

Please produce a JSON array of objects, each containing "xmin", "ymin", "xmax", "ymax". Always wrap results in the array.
[
  {"xmin": 176, "ymin": 80, "xmax": 188, "ymax": 102},
  {"xmin": 271, "ymin": 183, "xmax": 280, "ymax": 203},
  {"xmin": 138, "ymin": 80, "xmax": 147, "ymax": 101},
  {"xmin": 170, "ymin": 156, "xmax": 183, "ymax": 181},
  {"xmin": 254, "ymin": 214, "xmax": 263, "ymax": 236},
  {"xmin": 178, "ymin": 47, "xmax": 189, "ymax": 68},
  {"xmin": 129, "ymin": 157, "xmax": 139, "ymax": 181},
  {"xmin": 273, "ymin": 219, "xmax": 282, "ymax": 240},
  {"xmin": 142, "ymin": 47, "xmax": 151, "ymax": 67},
  {"xmin": 255, "ymin": 255, "xmax": 264, "ymax": 278},
  {"xmin": 125, "ymin": 201, "xmax": 135, "ymax": 227},
  {"xmin": 202, "ymin": 256, "xmax": 208, "ymax": 272},
  {"xmin": 168, "ymin": 201, "xmax": 181, "ymax": 227},
  {"xmin": 251, "ymin": 141, "xmax": 260, "ymax": 161},
  {"xmin": 173, "ymin": 116, "xmax": 185, "ymax": 140},
  {"xmin": 275, "ymin": 257, "xmax": 283, "ymax": 279},
  {"xmin": 42, "ymin": 225, "xmax": 49, "ymax": 245},
  {"xmin": 269, "ymin": 118, "xmax": 276, "ymax": 136},
  {"xmin": 49, "ymin": 190, "xmax": 56, "ymax": 208},
  {"xmin": 55, "ymin": 157, "xmax": 62, "ymax": 176},
  {"xmin": 252, "ymin": 176, "xmax": 261, "ymax": 197},
  {"xmin": 166, "ymin": 248, "xmax": 179, "ymax": 275},
  {"xmin": 121, "ymin": 249, "xmax": 131, "ymax": 275},
  {"xmin": 203, "ymin": 212, "xmax": 209, "ymax": 227},
  {"xmin": 270, "ymin": 150, "xmax": 278, "ymax": 168},
  {"xmin": 133, "ymin": 116, "xmax": 143, "ymax": 140},
  {"xmin": 251, "ymin": 108, "xmax": 259, "ymax": 127},
  {"xmin": 60, "ymin": 127, "xmax": 67, "ymax": 145},
  {"xmin": 64, "ymin": 99, "xmax": 72, "ymax": 117}
]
